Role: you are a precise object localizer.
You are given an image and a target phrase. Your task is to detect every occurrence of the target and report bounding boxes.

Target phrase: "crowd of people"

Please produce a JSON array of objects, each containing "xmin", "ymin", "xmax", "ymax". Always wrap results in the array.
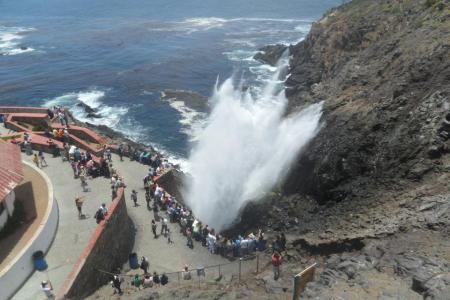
[
  {"xmin": 3, "ymin": 106, "xmax": 289, "ymax": 298},
  {"xmin": 142, "ymin": 171, "xmax": 278, "ymax": 258}
]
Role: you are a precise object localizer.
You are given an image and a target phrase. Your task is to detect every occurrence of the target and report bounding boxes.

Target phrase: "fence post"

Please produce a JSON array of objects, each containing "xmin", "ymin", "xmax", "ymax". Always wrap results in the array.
[
  {"xmin": 238, "ymin": 258, "xmax": 242, "ymax": 283},
  {"xmin": 178, "ymin": 272, "xmax": 180, "ymax": 285},
  {"xmin": 256, "ymin": 253, "xmax": 259, "ymax": 273}
]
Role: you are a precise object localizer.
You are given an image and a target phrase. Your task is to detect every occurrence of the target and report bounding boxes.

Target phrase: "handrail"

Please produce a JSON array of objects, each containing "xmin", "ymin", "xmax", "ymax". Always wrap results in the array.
[{"xmin": 94, "ymin": 254, "xmax": 259, "ymax": 278}]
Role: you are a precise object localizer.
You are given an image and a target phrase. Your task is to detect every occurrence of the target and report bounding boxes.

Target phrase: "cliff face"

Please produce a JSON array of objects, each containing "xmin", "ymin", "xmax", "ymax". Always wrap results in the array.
[
  {"xmin": 230, "ymin": 2, "xmax": 450, "ymax": 298},
  {"xmin": 283, "ymin": 0, "xmax": 450, "ymax": 203}
]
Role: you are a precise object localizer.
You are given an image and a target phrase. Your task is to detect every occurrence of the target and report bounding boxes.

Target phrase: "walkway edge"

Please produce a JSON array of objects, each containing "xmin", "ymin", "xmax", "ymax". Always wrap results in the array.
[{"xmin": 0, "ymin": 160, "xmax": 59, "ymax": 300}]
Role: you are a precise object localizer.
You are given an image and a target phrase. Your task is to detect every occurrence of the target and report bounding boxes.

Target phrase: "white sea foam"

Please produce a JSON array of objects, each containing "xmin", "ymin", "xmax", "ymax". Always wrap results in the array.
[
  {"xmin": 185, "ymin": 55, "xmax": 323, "ymax": 231},
  {"xmin": 0, "ymin": 26, "xmax": 35, "ymax": 56},
  {"xmin": 163, "ymin": 97, "xmax": 207, "ymax": 140},
  {"xmin": 148, "ymin": 17, "xmax": 312, "ymax": 35},
  {"xmin": 223, "ymin": 49, "xmax": 258, "ymax": 62},
  {"xmin": 43, "ymin": 89, "xmax": 128, "ymax": 128}
]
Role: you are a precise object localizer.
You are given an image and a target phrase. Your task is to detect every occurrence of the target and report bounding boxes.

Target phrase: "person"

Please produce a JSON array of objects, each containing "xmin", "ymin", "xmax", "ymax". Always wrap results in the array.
[
  {"xmin": 32, "ymin": 153, "xmax": 40, "ymax": 168},
  {"xmin": 105, "ymin": 148, "xmax": 112, "ymax": 162},
  {"xmin": 152, "ymin": 271, "xmax": 160, "ymax": 286},
  {"xmin": 151, "ymin": 219, "xmax": 157, "ymax": 238},
  {"xmin": 75, "ymin": 197, "xmax": 84, "ymax": 218},
  {"xmin": 118, "ymin": 144, "xmax": 124, "ymax": 161},
  {"xmin": 273, "ymin": 235, "xmax": 283, "ymax": 253},
  {"xmin": 202, "ymin": 225, "xmax": 209, "ymax": 247},
  {"xmin": 160, "ymin": 273, "xmax": 168, "ymax": 286},
  {"xmin": 186, "ymin": 227, "xmax": 194, "ymax": 249},
  {"xmin": 271, "ymin": 251, "xmax": 283, "ymax": 280},
  {"xmin": 131, "ymin": 190, "xmax": 138, "ymax": 206},
  {"xmin": 160, "ymin": 218, "xmax": 168, "ymax": 236},
  {"xmin": 140, "ymin": 257, "xmax": 149, "ymax": 275},
  {"xmin": 112, "ymin": 275, "xmax": 122, "ymax": 294},
  {"xmin": 132, "ymin": 274, "xmax": 141, "ymax": 290},
  {"xmin": 280, "ymin": 233, "xmax": 287, "ymax": 252},
  {"xmin": 79, "ymin": 166, "xmax": 88, "ymax": 192},
  {"xmin": 145, "ymin": 191, "xmax": 151, "ymax": 209},
  {"xmin": 38, "ymin": 150, "xmax": 48, "ymax": 167},
  {"xmin": 111, "ymin": 184, "xmax": 117, "ymax": 200},
  {"xmin": 182, "ymin": 265, "xmax": 191, "ymax": 280},
  {"xmin": 58, "ymin": 111, "xmax": 65, "ymax": 126},
  {"xmin": 94, "ymin": 207, "xmax": 105, "ymax": 224},
  {"xmin": 100, "ymin": 203, "xmax": 108, "ymax": 216},
  {"xmin": 142, "ymin": 274, "xmax": 153, "ymax": 288},
  {"xmin": 41, "ymin": 280, "xmax": 54, "ymax": 299},
  {"xmin": 167, "ymin": 228, "xmax": 173, "ymax": 244}
]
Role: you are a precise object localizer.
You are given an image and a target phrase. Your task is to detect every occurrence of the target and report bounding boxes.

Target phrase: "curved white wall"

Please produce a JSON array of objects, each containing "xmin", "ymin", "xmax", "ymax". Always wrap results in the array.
[{"xmin": 0, "ymin": 161, "xmax": 58, "ymax": 300}]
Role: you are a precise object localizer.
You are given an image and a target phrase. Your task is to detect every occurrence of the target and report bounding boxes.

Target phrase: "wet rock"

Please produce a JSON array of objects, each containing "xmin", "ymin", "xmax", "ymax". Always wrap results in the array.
[
  {"xmin": 76, "ymin": 102, "xmax": 102, "ymax": 118},
  {"xmin": 254, "ymin": 44, "xmax": 288, "ymax": 66}
]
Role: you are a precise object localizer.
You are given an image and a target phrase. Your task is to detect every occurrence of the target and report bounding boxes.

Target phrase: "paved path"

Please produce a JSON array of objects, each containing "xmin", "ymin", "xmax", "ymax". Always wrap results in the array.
[
  {"xmin": 12, "ymin": 153, "xmax": 112, "ymax": 300},
  {"xmin": 10, "ymin": 148, "xmax": 234, "ymax": 299}
]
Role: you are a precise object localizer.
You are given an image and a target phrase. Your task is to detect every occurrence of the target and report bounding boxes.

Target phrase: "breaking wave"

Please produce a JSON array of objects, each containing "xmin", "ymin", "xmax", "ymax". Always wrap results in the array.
[
  {"xmin": 0, "ymin": 26, "xmax": 35, "ymax": 56},
  {"xmin": 42, "ymin": 89, "xmax": 128, "ymax": 128}
]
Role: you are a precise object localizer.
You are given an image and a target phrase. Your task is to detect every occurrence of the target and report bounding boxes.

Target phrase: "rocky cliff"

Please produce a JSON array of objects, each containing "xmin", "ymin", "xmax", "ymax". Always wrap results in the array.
[
  {"xmin": 283, "ymin": 0, "xmax": 450, "ymax": 205},
  {"xmin": 240, "ymin": 1, "xmax": 450, "ymax": 298}
]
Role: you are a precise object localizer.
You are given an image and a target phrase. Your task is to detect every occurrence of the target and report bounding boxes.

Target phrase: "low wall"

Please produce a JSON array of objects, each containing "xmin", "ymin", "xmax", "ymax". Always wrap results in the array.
[
  {"xmin": 0, "ymin": 107, "xmax": 48, "ymax": 114},
  {"xmin": 59, "ymin": 187, "xmax": 134, "ymax": 300},
  {"xmin": 155, "ymin": 168, "xmax": 186, "ymax": 203},
  {"xmin": 0, "ymin": 161, "xmax": 58, "ymax": 300},
  {"xmin": 12, "ymin": 115, "xmax": 49, "ymax": 128}
]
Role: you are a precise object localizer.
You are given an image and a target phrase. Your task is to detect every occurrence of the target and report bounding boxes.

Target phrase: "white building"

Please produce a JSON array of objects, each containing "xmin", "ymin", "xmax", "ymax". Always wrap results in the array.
[{"xmin": 0, "ymin": 140, "xmax": 24, "ymax": 230}]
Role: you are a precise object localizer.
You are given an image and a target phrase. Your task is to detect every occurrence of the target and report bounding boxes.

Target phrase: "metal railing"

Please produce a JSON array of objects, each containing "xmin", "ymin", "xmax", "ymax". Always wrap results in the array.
[{"xmin": 96, "ymin": 252, "xmax": 263, "ymax": 287}]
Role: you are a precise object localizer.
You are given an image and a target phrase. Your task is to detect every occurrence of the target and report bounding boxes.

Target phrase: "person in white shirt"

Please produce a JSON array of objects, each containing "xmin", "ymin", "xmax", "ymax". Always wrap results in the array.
[{"xmin": 41, "ymin": 280, "xmax": 54, "ymax": 299}]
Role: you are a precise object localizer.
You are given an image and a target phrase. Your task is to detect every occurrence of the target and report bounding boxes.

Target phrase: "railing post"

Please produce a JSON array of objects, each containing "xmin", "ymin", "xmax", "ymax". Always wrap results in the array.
[
  {"xmin": 256, "ymin": 253, "xmax": 259, "ymax": 273},
  {"xmin": 178, "ymin": 272, "xmax": 180, "ymax": 285},
  {"xmin": 238, "ymin": 258, "xmax": 242, "ymax": 283}
]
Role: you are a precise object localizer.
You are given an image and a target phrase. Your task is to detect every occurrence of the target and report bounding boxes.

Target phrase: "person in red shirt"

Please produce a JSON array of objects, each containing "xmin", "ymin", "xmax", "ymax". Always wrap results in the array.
[{"xmin": 272, "ymin": 251, "xmax": 283, "ymax": 280}]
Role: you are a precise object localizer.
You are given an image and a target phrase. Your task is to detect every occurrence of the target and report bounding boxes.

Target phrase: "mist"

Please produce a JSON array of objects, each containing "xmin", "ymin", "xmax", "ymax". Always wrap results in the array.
[{"xmin": 185, "ymin": 57, "xmax": 323, "ymax": 231}]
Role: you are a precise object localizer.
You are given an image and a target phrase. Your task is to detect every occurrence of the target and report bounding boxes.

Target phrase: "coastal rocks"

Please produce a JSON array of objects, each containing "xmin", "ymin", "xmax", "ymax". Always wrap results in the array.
[
  {"xmin": 253, "ymin": 44, "xmax": 289, "ymax": 66},
  {"xmin": 282, "ymin": 0, "xmax": 450, "ymax": 207},
  {"xmin": 76, "ymin": 102, "xmax": 101, "ymax": 118},
  {"xmin": 395, "ymin": 254, "xmax": 450, "ymax": 299}
]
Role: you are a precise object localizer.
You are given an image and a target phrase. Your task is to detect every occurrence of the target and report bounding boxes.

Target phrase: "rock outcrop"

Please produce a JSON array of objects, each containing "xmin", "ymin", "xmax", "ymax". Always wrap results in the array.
[
  {"xmin": 233, "ymin": 1, "xmax": 450, "ymax": 298},
  {"xmin": 283, "ymin": 0, "xmax": 450, "ymax": 205}
]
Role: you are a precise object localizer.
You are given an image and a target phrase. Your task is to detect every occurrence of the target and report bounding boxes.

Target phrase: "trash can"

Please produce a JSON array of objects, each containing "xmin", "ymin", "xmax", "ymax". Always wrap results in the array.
[
  {"xmin": 33, "ymin": 251, "xmax": 48, "ymax": 271},
  {"xmin": 129, "ymin": 253, "xmax": 139, "ymax": 269}
]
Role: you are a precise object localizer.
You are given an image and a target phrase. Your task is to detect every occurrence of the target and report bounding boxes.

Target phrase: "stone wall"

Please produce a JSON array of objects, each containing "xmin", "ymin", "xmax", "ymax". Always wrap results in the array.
[{"xmin": 59, "ymin": 188, "xmax": 134, "ymax": 300}]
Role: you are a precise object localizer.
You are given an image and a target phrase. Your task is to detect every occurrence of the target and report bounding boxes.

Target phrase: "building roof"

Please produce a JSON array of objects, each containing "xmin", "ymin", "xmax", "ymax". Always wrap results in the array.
[{"xmin": 0, "ymin": 140, "xmax": 23, "ymax": 201}]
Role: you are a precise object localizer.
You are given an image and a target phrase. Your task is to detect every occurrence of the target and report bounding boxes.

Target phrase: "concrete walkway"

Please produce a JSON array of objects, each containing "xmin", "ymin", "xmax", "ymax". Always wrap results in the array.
[
  {"xmin": 12, "ymin": 153, "xmax": 112, "ymax": 300},
  {"xmin": 10, "ymin": 148, "xmax": 234, "ymax": 299}
]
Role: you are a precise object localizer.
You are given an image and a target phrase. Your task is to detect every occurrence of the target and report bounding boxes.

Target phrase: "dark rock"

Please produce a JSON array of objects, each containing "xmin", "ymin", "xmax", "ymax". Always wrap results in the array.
[
  {"xmin": 76, "ymin": 102, "xmax": 102, "ymax": 118},
  {"xmin": 428, "ymin": 146, "xmax": 442, "ymax": 159},
  {"xmin": 254, "ymin": 44, "xmax": 288, "ymax": 66}
]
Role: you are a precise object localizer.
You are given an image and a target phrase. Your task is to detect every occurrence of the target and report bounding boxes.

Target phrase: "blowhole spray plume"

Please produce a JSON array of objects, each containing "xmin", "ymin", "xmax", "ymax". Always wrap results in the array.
[{"xmin": 185, "ymin": 54, "xmax": 323, "ymax": 231}]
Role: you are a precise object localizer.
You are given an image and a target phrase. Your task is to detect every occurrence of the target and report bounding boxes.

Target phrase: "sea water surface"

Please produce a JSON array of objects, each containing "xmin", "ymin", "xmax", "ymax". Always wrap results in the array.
[{"xmin": 0, "ymin": 0, "xmax": 343, "ymax": 163}]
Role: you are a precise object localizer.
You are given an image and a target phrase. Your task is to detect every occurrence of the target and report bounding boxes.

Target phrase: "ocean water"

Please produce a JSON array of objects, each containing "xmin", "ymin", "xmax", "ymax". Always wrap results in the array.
[{"xmin": 0, "ymin": 0, "xmax": 343, "ymax": 163}]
